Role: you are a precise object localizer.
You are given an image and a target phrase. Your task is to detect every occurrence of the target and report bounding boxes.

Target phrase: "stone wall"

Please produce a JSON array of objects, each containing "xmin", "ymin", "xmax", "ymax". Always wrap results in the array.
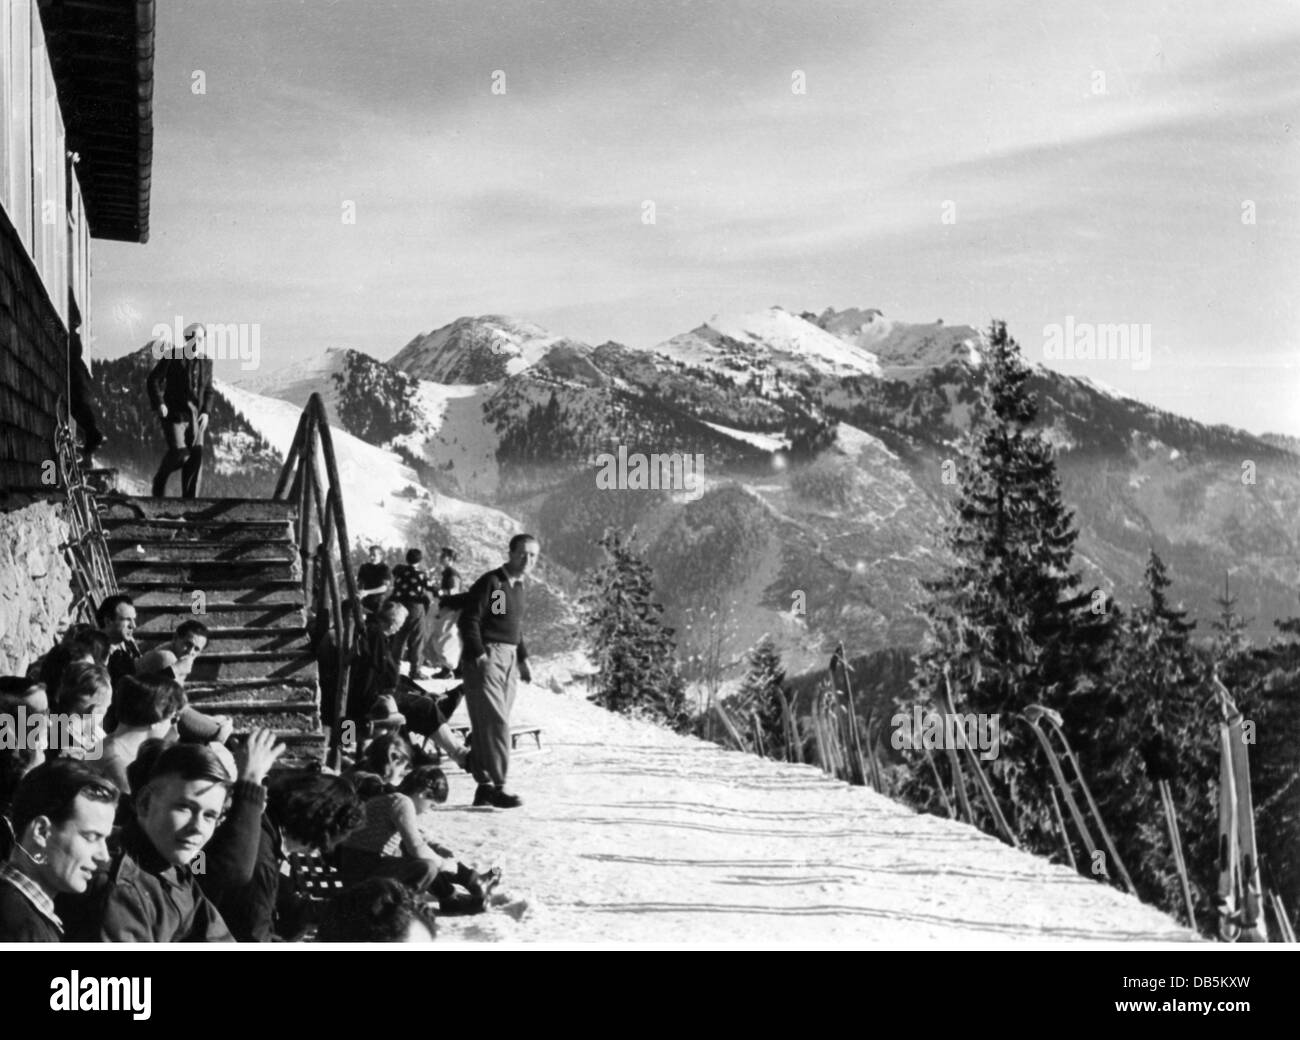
[{"xmin": 0, "ymin": 501, "xmax": 74, "ymax": 675}]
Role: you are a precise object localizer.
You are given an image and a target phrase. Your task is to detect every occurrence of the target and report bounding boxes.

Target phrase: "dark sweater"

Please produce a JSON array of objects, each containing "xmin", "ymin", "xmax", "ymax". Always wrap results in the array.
[
  {"xmin": 147, "ymin": 355, "xmax": 215, "ymax": 415},
  {"xmin": 458, "ymin": 567, "xmax": 529, "ymax": 663},
  {"xmin": 208, "ymin": 813, "xmax": 309, "ymax": 942},
  {"xmin": 346, "ymin": 621, "xmax": 403, "ymax": 722},
  {"xmin": 197, "ymin": 781, "xmax": 267, "ymax": 907},
  {"xmin": 391, "ymin": 563, "xmax": 434, "ymax": 608}
]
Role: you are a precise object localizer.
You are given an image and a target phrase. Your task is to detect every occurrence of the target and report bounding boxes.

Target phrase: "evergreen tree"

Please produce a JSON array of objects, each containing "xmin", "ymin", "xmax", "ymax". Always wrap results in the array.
[
  {"xmin": 579, "ymin": 528, "xmax": 689, "ymax": 730},
  {"xmin": 905, "ymin": 320, "xmax": 1114, "ymax": 849},
  {"xmin": 1211, "ymin": 572, "xmax": 1252, "ymax": 674},
  {"xmin": 1230, "ymin": 596, "xmax": 1300, "ymax": 931},
  {"xmin": 1086, "ymin": 550, "xmax": 1217, "ymax": 928},
  {"xmin": 731, "ymin": 635, "xmax": 790, "ymax": 757}
]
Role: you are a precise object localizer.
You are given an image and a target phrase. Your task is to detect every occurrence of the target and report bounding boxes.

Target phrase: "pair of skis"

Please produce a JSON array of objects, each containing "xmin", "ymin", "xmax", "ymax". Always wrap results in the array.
[
  {"xmin": 1021, "ymin": 704, "xmax": 1138, "ymax": 896},
  {"xmin": 1213, "ymin": 676, "xmax": 1267, "ymax": 942}
]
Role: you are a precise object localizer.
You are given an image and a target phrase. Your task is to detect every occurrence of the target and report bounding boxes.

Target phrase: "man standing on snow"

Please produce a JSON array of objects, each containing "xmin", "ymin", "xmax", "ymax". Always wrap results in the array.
[{"xmin": 457, "ymin": 535, "xmax": 538, "ymax": 809}]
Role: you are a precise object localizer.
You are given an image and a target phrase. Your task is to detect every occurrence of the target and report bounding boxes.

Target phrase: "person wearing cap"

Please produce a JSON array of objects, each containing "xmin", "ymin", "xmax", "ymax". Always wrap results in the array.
[
  {"xmin": 147, "ymin": 322, "xmax": 215, "ymax": 498},
  {"xmin": 62, "ymin": 741, "xmax": 235, "ymax": 941}
]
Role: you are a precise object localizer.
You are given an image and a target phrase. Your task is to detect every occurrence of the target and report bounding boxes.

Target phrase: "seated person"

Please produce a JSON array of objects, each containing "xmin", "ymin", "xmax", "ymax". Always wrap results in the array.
[
  {"xmin": 201, "ymin": 745, "xmax": 365, "ymax": 943},
  {"xmin": 53, "ymin": 662, "xmax": 112, "ymax": 761},
  {"xmin": 0, "ymin": 675, "xmax": 50, "ymax": 716},
  {"xmin": 0, "ymin": 760, "xmax": 118, "ymax": 941},
  {"xmin": 32, "ymin": 625, "xmax": 109, "ymax": 695},
  {"xmin": 316, "ymin": 876, "xmax": 436, "ymax": 943},
  {"xmin": 136, "ymin": 619, "xmax": 210, "ymax": 684},
  {"xmin": 353, "ymin": 602, "xmax": 471, "ymax": 764},
  {"xmin": 0, "ymin": 719, "xmax": 48, "ymax": 861},
  {"xmin": 339, "ymin": 761, "xmax": 500, "ymax": 914},
  {"xmin": 98, "ymin": 594, "xmax": 141, "ymax": 685},
  {"xmin": 99, "ymin": 611, "xmax": 231, "ymax": 746},
  {"xmin": 347, "ymin": 732, "xmax": 417, "ymax": 791},
  {"xmin": 365, "ymin": 693, "xmax": 468, "ymax": 770},
  {"xmin": 93, "ymin": 674, "xmax": 187, "ymax": 794},
  {"xmin": 62, "ymin": 741, "xmax": 235, "ymax": 942}
]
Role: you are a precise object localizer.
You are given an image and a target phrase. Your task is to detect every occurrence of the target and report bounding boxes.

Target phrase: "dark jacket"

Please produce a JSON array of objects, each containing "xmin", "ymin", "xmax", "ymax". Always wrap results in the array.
[
  {"xmin": 106, "ymin": 640, "xmax": 141, "ymax": 686},
  {"xmin": 147, "ymin": 356, "xmax": 215, "ymax": 416},
  {"xmin": 61, "ymin": 820, "xmax": 234, "ymax": 942},
  {"xmin": 458, "ymin": 567, "xmax": 529, "ymax": 663},
  {"xmin": 0, "ymin": 875, "xmax": 62, "ymax": 942},
  {"xmin": 205, "ymin": 810, "xmax": 310, "ymax": 942}
]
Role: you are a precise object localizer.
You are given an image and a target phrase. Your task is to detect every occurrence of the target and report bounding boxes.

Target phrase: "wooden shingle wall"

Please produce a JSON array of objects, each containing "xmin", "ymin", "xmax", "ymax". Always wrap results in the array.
[{"xmin": 0, "ymin": 204, "xmax": 67, "ymax": 491}]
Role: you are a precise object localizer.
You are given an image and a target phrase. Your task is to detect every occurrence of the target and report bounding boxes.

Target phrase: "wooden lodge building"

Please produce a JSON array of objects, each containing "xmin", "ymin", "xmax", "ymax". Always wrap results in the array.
[
  {"xmin": 0, "ymin": 0, "xmax": 154, "ymax": 672},
  {"xmin": 1, "ymin": 0, "xmax": 154, "ymax": 490}
]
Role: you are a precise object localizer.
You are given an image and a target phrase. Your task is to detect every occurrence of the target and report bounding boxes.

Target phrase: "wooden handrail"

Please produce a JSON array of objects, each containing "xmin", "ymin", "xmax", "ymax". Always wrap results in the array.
[{"xmin": 273, "ymin": 393, "xmax": 366, "ymax": 766}]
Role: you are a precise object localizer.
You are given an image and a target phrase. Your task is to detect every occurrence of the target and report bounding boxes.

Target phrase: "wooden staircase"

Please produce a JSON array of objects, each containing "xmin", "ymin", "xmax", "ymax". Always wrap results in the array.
[{"xmin": 99, "ymin": 495, "xmax": 327, "ymax": 764}]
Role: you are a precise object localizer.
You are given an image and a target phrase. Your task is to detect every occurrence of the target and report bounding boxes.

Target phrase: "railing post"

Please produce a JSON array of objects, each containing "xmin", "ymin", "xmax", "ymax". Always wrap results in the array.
[{"xmin": 273, "ymin": 405, "xmax": 312, "ymax": 500}]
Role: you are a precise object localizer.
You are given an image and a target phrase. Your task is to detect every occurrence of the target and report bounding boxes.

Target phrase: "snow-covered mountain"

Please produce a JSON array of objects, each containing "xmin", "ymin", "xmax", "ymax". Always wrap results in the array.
[
  {"xmin": 97, "ymin": 309, "xmax": 1300, "ymax": 680},
  {"xmin": 810, "ymin": 307, "xmax": 982, "ymax": 378},
  {"xmin": 388, "ymin": 315, "xmax": 567, "ymax": 384},
  {"xmin": 656, "ymin": 306, "xmax": 884, "ymax": 383}
]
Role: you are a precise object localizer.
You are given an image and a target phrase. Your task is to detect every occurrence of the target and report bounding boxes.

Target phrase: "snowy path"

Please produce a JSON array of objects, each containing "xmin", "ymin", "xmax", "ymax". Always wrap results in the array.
[{"xmin": 424, "ymin": 664, "xmax": 1196, "ymax": 946}]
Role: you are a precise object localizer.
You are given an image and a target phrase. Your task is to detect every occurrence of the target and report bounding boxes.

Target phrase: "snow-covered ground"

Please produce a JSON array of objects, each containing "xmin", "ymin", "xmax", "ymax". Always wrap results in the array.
[
  {"xmin": 420, "ymin": 656, "xmax": 1197, "ymax": 947},
  {"xmin": 216, "ymin": 379, "xmax": 517, "ymax": 563},
  {"xmin": 218, "ymin": 379, "xmax": 427, "ymax": 545},
  {"xmin": 700, "ymin": 420, "xmax": 787, "ymax": 453},
  {"xmin": 834, "ymin": 421, "xmax": 901, "ymax": 462},
  {"xmin": 229, "ymin": 348, "xmax": 345, "ymax": 402},
  {"xmin": 395, "ymin": 380, "xmax": 502, "ymax": 500}
]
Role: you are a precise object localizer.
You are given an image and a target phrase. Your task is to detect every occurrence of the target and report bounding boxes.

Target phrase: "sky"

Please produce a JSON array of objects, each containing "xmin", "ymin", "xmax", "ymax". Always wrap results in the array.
[{"xmin": 90, "ymin": 0, "xmax": 1300, "ymax": 437}]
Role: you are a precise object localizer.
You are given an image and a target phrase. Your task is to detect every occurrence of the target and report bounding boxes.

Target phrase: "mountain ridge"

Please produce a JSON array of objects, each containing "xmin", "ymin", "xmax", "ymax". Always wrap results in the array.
[{"xmin": 93, "ymin": 310, "xmax": 1300, "ymax": 680}]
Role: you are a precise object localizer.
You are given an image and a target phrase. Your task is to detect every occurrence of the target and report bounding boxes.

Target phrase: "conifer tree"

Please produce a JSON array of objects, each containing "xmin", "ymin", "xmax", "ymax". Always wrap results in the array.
[
  {"xmin": 1233, "ymin": 595, "xmax": 1300, "ymax": 928},
  {"xmin": 1211, "ymin": 572, "xmax": 1252, "ymax": 677},
  {"xmin": 906, "ymin": 320, "xmax": 1114, "ymax": 848},
  {"xmin": 1087, "ymin": 550, "xmax": 1217, "ymax": 926},
  {"xmin": 580, "ymin": 528, "xmax": 688, "ymax": 730},
  {"xmin": 732, "ymin": 635, "xmax": 790, "ymax": 756}
]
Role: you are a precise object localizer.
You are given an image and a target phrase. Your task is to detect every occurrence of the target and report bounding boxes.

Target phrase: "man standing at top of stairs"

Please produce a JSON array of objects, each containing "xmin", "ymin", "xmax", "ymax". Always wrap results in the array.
[{"xmin": 147, "ymin": 323, "xmax": 214, "ymax": 499}]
